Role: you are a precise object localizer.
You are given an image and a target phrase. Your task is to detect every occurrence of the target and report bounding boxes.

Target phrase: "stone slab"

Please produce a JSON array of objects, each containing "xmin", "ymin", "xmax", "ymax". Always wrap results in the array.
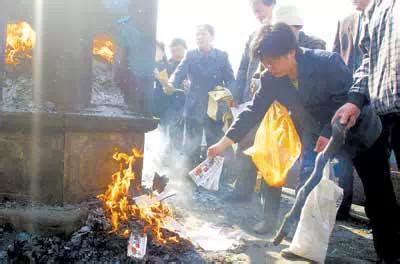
[
  {"xmin": 63, "ymin": 131, "xmax": 145, "ymax": 204},
  {"xmin": 0, "ymin": 206, "xmax": 88, "ymax": 237}
]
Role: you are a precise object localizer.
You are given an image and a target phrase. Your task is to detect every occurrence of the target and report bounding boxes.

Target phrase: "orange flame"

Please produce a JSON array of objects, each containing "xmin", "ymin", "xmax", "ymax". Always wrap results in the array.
[
  {"xmin": 98, "ymin": 148, "xmax": 179, "ymax": 245},
  {"xmin": 93, "ymin": 36, "xmax": 115, "ymax": 64},
  {"xmin": 5, "ymin": 22, "xmax": 36, "ymax": 65}
]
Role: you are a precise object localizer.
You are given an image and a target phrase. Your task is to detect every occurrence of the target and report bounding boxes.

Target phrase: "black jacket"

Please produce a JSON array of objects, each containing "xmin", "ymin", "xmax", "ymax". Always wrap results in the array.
[{"xmin": 226, "ymin": 48, "xmax": 381, "ymax": 156}]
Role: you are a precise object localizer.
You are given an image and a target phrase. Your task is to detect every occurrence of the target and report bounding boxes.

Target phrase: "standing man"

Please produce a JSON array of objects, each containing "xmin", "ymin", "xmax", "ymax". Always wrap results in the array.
[
  {"xmin": 208, "ymin": 23, "xmax": 380, "ymax": 238},
  {"xmin": 333, "ymin": 0, "xmax": 371, "ymax": 73},
  {"xmin": 332, "ymin": 0, "xmax": 371, "ymax": 220},
  {"xmin": 166, "ymin": 38, "xmax": 188, "ymax": 153},
  {"xmin": 234, "ymin": 0, "xmax": 276, "ymax": 107},
  {"xmin": 225, "ymin": 0, "xmax": 277, "ymax": 235},
  {"xmin": 333, "ymin": 0, "xmax": 400, "ymax": 262},
  {"xmin": 228, "ymin": 1, "xmax": 328, "ymax": 235},
  {"xmin": 153, "ymin": 41, "xmax": 169, "ymax": 124},
  {"xmin": 169, "ymin": 25, "xmax": 235, "ymax": 169}
]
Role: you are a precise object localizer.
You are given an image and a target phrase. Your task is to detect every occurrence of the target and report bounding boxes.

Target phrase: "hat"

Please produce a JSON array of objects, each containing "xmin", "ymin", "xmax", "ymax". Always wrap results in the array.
[{"xmin": 273, "ymin": 5, "xmax": 304, "ymax": 26}]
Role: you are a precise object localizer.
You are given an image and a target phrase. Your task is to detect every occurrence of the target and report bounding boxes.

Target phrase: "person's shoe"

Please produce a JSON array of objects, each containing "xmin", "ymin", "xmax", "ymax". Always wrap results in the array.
[
  {"xmin": 281, "ymin": 248, "xmax": 313, "ymax": 262},
  {"xmin": 336, "ymin": 211, "xmax": 351, "ymax": 221},
  {"xmin": 253, "ymin": 220, "xmax": 275, "ymax": 234},
  {"xmin": 222, "ymin": 192, "xmax": 252, "ymax": 203},
  {"xmin": 377, "ymin": 257, "xmax": 400, "ymax": 264},
  {"xmin": 272, "ymin": 221, "xmax": 290, "ymax": 246}
]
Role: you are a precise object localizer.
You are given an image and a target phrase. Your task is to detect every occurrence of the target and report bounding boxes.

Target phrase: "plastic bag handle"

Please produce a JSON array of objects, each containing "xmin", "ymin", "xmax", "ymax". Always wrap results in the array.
[{"xmin": 322, "ymin": 119, "xmax": 347, "ymax": 157}]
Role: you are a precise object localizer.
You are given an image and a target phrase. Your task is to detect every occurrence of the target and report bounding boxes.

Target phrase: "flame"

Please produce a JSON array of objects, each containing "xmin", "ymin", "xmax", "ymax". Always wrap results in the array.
[
  {"xmin": 93, "ymin": 36, "xmax": 115, "ymax": 64},
  {"xmin": 98, "ymin": 148, "xmax": 179, "ymax": 245},
  {"xmin": 5, "ymin": 22, "xmax": 36, "ymax": 65}
]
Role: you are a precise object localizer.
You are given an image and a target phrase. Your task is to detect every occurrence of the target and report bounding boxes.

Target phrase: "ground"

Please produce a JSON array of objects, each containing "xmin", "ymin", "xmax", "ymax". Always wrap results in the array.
[
  {"xmin": 0, "ymin": 137, "xmax": 377, "ymax": 263},
  {"xmin": 154, "ymin": 158, "xmax": 377, "ymax": 264}
]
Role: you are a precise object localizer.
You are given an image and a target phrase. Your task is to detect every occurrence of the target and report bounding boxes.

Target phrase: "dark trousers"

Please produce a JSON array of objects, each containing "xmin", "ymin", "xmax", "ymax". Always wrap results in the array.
[
  {"xmin": 233, "ymin": 127, "xmax": 282, "ymax": 225},
  {"xmin": 233, "ymin": 127, "xmax": 258, "ymax": 197},
  {"xmin": 167, "ymin": 116, "xmax": 184, "ymax": 153},
  {"xmin": 335, "ymin": 153, "xmax": 354, "ymax": 216},
  {"xmin": 184, "ymin": 117, "xmax": 224, "ymax": 168},
  {"xmin": 352, "ymin": 113, "xmax": 400, "ymax": 261}
]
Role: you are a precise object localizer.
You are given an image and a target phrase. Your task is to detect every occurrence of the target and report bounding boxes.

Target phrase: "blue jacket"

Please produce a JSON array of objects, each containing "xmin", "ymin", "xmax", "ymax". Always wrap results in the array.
[
  {"xmin": 226, "ymin": 48, "xmax": 381, "ymax": 155},
  {"xmin": 170, "ymin": 48, "xmax": 235, "ymax": 123},
  {"xmin": 235, "ymin": 31, "xmax": 327, "ymax": 105}
]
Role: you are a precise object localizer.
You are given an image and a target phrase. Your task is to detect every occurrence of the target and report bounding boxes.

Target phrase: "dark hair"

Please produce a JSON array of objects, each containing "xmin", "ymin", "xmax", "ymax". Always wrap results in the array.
[
  {"xmin": 197, "ymin": 24, "xmax": 215, "ymax": 37},
  {"xmin": 251, "ymin": 23, "xmax": 299, "ymax": 59},
  {"xmin": 170, "ymin": 38, "xmax": 188, "ymax": 49},
  {"xmin": 250, "ymin": 0, "xmax": 276, "ymax": 6}
]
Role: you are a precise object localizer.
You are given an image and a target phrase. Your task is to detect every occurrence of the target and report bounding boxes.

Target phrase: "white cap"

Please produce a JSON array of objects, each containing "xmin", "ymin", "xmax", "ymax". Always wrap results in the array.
[{"xmin": 273, "ymin": 5, "xmax": 304, "ymax": 26}]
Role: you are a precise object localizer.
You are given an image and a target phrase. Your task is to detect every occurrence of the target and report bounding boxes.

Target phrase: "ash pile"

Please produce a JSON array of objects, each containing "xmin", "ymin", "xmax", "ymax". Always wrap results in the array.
[
  {"xmin": 1, "ymin": 206, "xmax": 196, "ymax": 263},
  {"xmin": 0, "ymin": 149, "xmax": 202, "ymax": 263}
]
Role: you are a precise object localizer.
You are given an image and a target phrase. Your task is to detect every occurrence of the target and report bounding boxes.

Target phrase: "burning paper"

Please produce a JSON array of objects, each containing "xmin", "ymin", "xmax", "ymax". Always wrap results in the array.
[
  {"xmin": 127, "ymin": 233, "xmax": 147, "ymax": 259},
  {"xmin": 6, "ymin": 22, "xmax": 36, "ymax": 65},
  {"xmin": 189, "ymin": 157, "xmax": 224, "ymax": 191},
  {"xmin": 97, "ymin": 148, "xmax": 180, "ymax": 245},
  {"xmin": 93, "ymin": 36, "xmax": 115, "ymax": 64},
  {"xmin": 133, "ymin": 191, "xmax": 177, "ymax": 208}
]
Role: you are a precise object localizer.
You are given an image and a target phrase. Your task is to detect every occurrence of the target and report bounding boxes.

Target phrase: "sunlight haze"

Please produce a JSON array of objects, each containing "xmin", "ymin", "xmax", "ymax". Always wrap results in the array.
[{"xmin": 157, "ymin": 0, "xmax": 354, "ymax": 70}]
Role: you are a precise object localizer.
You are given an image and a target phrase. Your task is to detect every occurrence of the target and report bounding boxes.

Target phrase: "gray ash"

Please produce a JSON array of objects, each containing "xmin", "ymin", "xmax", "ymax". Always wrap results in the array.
[{"xmin": 1, "ymin": 207, "xmax": 198, "ymax": 263}]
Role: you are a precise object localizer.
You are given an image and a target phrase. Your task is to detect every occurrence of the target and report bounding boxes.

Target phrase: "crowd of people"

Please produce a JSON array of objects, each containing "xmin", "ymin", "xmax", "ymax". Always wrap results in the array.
[{"xmin": 153, "ymin": 0, "xmax": 399, "ymax": 263}]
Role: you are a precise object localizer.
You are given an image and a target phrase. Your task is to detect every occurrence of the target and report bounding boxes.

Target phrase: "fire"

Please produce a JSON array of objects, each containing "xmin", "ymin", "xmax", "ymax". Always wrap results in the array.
[
  {"xmin": 93, "ymin": 36, "xmax": 115, "ymax": 64},
  {"xmin": 5, "ymin": 22, "xmax": 36, "ymax": 65},
  {"xmin": 98, "ymin": 148, "xmax": 179, "ymax": 245}
]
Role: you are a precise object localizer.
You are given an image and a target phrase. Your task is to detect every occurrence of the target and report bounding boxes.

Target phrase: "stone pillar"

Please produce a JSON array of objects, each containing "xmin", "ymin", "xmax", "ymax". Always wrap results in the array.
[
  {"xmin": 0, "ymin": 20, "xmax": 6, "ymax": 103},
  {"xmin": 39, "ymin": 0, "xmax": 92, "ymax": 111},
  {"xmin": 0, "ymin": 0, "xmax": 159, "ymax": 207},
  {"xmin": 130, "ymin": 0, "xmax": 158, "ymax": 115}
]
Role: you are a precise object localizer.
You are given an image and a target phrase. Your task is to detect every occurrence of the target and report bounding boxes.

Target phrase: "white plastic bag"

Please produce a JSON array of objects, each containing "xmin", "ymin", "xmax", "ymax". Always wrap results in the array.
[
  {"xmin": 289, "ymin": 161, "xmax": 344, "ymax": 263},
  {"xmin": 189, "ymin": 157, "xmax": 224, "ymax": 191}
]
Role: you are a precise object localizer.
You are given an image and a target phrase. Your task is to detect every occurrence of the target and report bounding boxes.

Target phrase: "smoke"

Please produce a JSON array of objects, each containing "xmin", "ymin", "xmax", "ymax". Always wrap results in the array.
[
  {"xmin": 143, "ymin": 127, "xmax": 188, "ymax": 182},
  {"xmin": 142, "ymin": 125, "xmax": 202, "ymax": 207}
]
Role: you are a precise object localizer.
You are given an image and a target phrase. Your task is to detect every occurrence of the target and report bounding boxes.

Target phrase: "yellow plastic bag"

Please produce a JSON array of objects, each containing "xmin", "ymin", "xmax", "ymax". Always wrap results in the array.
[{"xmin": 244, "ymin": 101, "xmax": 302, "ymax": 187}]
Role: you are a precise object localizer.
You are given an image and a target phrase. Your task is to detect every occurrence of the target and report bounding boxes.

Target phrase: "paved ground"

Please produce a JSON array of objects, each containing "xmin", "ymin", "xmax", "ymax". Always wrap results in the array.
[
  {"xmin": 142, "ymin": 148, "xmax": 377, "ymax": 264},
  {"xmin": 0, "ymin": 130, "xmax": 378, "ymax": 263}
]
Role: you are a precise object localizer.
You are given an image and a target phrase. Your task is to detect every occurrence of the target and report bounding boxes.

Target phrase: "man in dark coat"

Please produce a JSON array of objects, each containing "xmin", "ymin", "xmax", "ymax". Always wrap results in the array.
[
  {"xmin": 226, "ymin": 0, "xmax": 276, "ymax": 209},
  {"xmin": 333, "ymin": 0, "xmax": 400, "ymax": 261},
  {"xmin": 208, "ymin": 23, "xmax": 381, "ymax": 237},
  {"xmin": 332, "ymin": 0, "xmax": 371, "ymax": 220},
  {"xmin": 169, "ymin": 25, "xmax": 235, "ymax": 168},
  {"xmin": 165, "ymin": 38, "xmax": 188, "ymax": 152},
  {"xmin": 229, "ymin": 3, "xmax": 329, "ymax": 234}
]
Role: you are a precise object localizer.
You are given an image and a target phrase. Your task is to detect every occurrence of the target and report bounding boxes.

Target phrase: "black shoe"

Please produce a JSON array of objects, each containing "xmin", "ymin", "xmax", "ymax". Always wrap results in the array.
[
  {"xmin": 336, "ymin": 212, "xmax": 351, "ymax": 221},
  {"xmin": 222, "ymin": 192, "xmax": 252, "ymax": 203},
  {"xmin": 253, "ymin": 220, "xmax": 275, "ymax": 234},
  {"xmin": 377, "ymin": 257, "xmax": 400, "ymax": 264},
  {"xmin": 281, "ymin": 248, "xmax": 314, "ymax": 262}
]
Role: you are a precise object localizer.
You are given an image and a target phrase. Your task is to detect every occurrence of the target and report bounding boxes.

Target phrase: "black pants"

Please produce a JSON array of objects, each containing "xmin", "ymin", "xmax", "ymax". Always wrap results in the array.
[
  {"xmin": 233, "ymin": 127, "xmax": 258, "ymax": 197},
  {"xmin": 184, "ymin": 118, "xmax": 224, "ymax": 168},
  {"xmin": 352, "ymin": 113, "xmax": 400, "ymax": 261},
  {"xmin": 231, "ymin": 126, "xmax": 282, "ymax": 226}
]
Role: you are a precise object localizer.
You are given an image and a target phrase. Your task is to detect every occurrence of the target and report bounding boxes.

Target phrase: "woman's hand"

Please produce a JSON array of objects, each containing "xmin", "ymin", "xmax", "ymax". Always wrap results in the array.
[{"xmin": 207, "ymin": 137, "xmax": 235, "ymax": 158}]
